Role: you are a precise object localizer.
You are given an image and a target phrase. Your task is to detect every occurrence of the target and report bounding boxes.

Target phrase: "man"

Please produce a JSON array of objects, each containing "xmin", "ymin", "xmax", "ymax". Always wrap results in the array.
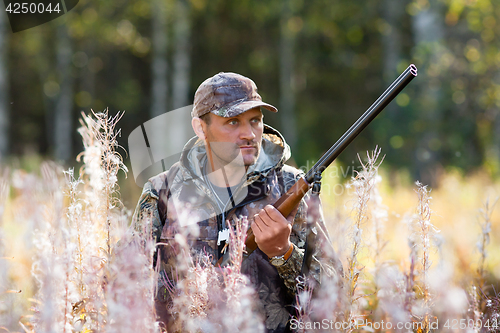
[{"xmin": 133, "ymin": 72, "xmax": 337, "ymax": 332}]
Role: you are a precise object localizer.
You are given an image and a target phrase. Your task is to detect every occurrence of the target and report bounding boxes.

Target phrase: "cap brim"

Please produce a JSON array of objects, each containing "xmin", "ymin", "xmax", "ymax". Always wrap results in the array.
[{"xmin": 210, "ymin": 100, "xmax": 278, "ymax": 118}]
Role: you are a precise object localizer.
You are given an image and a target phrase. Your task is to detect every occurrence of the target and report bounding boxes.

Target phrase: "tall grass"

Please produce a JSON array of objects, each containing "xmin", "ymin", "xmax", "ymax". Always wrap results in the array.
[
  {"xmin": 0, "ymin": 111, "xmax": 499, "ymax": 332},
  {"xmin": 15, "ymin": 110, "xmax": 155, "ymax": 333},
  {"xmin": 166, "ymin": 209, "xmax": 264, "ymax": 332},
  {"xmin": 0, "ymin": 167, "xmax": 16, "ymax": 330}
]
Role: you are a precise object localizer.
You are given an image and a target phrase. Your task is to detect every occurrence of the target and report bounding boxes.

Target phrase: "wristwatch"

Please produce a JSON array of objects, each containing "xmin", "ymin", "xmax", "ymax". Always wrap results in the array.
[{"xmin": 269, "ymin": 244, "xmax": 294, "ymax": 267}]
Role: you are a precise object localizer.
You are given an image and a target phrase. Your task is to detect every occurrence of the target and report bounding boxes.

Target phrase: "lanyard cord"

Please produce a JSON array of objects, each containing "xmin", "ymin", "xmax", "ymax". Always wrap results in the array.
[{"xmin": 203, "ymin": 162, "xmax": 237, "ymax": 229}]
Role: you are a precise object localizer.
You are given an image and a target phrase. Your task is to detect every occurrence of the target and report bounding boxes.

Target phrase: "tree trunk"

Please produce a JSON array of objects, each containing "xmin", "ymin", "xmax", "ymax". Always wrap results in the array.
[
  {"xmin": 147, "ymin": 0, "xmax": 171, "ymax": 175},
  {"xmin": 279, "ymin": 0, "xmax": 297, "ymax": 152},
  {"xmin": 54, "ymin": 23, "xmax": 74, "ymax": 162},
  {"xmin": 170, "ymin": 0, "xmax": 192, "ymax": 148},
  {"xmin": 150, "ymin": 0, "xmax": 168, "ymax": 118},
  {"xmin": 172, "ymin": 0, "xmax": 190, "ymax": 110},
  {"xmin": 146, "ymin": 0, "xmax": 194, "ymax": 175},
  {"xmin": 380, "ymin": 0, "xmax": 405, "ymax": 186},
  {"xmin": 381, "ymin": 0, "xmax": 404, "ymax": 93},
  {"xmin": 0, "ymin": 6, "xmax": 9, "ymax": 161},
  {"xmin": 494, "ymin": 112, "xmax": 500, "ymax": 173},
  {"xmin": 411, "ymin": 4, "xmax": 445, "ymax": 185},
  {"xmin": 82, "ymin": 43, "xmax": 96, "ymax": 110}
]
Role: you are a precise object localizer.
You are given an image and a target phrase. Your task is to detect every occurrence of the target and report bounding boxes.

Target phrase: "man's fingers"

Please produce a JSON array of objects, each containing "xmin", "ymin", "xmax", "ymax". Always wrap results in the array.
[
  {"xmin": 251, "ymin": 217, "xmax": 272, "ymax": 245},
  {"xmin": 251, "ymin": 216, "xmax": 263, "ymax": 234},
  {"xmin": 254, "ymin": 212, "xmax": 270, "ymax": 228},
  {"xmin": 252, "ymin": 206, "xmax": 294, "ymax": 257},
  {"xmin": 263, "ymin": 205, "xmax": 281, "ymax": 220},
  {"xmin": 263, "ymin": 205, "xmax": 291, "ymax": 225}
]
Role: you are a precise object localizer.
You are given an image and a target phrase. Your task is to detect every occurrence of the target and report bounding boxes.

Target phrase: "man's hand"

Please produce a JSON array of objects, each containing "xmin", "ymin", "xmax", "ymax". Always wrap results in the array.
[{"xmin": 251, "ymin": 205, "xmax": 297, "ymax": 258}]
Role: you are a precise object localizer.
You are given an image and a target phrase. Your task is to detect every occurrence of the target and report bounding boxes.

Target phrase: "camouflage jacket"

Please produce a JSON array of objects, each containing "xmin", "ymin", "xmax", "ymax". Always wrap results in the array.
[{"xmin": 132, "ymin": 125, "xmax": 335, "ymax": 332}]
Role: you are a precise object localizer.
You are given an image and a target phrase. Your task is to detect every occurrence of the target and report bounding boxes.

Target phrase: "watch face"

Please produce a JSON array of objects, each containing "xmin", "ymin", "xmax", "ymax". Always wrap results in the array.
[{"xmin": 270, "ymin": 257, "xmax": 285, "ymax": 266}]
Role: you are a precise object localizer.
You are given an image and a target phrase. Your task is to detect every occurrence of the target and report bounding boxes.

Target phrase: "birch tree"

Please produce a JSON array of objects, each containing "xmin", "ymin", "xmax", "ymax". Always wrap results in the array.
[
  {"xmin": 170, "ymin": 0, "xmax": 192, "ymax": 149},
  {"xmin": 279, "ymin": 0, "xmax": 297, "ymax": 151},
  {"xmin": 151, "ymin": 0, "xmax": 169, "ymax": 118},
  {"xmin": 411, "ymin": 2, "xmax": 445, "ymax": 185}
]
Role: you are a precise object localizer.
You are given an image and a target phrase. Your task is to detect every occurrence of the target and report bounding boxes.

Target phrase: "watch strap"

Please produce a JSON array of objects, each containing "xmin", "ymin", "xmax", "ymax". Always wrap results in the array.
[
  {"xmin": 282, "ymin": 243, "xmax": 294, "ymax": 261},
  {"xmin": 270, "ymin": 243, "xmax": 294, "ymax": 262}
]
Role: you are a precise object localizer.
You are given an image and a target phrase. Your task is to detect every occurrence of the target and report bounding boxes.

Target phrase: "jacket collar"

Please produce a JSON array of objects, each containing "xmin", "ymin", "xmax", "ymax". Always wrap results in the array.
[{"xmin": 179, "ymin": 124, "xmax": 290, "ymax": 184}]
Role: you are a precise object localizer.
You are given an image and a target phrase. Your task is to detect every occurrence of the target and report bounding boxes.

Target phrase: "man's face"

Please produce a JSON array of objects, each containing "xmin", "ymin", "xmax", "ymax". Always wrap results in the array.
[{"xmin": 201, "ymin": 107, "xmax": 264, "ymax": 169}]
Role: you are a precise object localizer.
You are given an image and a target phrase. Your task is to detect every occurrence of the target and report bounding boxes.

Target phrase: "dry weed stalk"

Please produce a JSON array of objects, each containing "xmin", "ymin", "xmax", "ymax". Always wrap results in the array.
[
  {"xmin": 477, "ymin": 197, "xmax": 498, "ymax": 292},
  {"xmin": 168, "ymin": 205, "xmax": 217, "ymax": 331},
  {"xmin": 364, "ymin": 154, "xmax": 390, "ymax": 327},
  {"xmin": 463, "ymin": 197, "xmax": 499, "ymax": 331},
  {"xmin": 411, "ymin": 181, "xmax": 439, "ymax": 332},
  {"xmin": 370, "ymin": 173, "xmax": 388, "ymax": 270},
  {"xmin": 9, "ymin": 169, "xmax": 46, "ymax": 332},
  {"xmin": 31, "ymin": 163, "xmax": 77, "ymax": 333},
  {"xmin": 170, "ymin": 212, "xmax": 263, "ymax": 332},
  {"xmin": 63, "ymin": 169, "xmax": 86, "ymax": 299},
  {"xmin": 469, "ymin": 285, "xmax": 482, "ymax": 332},
  {"xmin": 64, "ymin": 166, "xmax": 105, "ymax": 330},
  {"xmin": 221, "ymin": 216, "xmax": 263, "ymax": 332},
  {"xmin": 105, "ymin": 221, "xmax": 157, "ymax": 333},
  {"xmin": 294, "ymin": 276, "xmax": 314, "ymax": 333},
  {"xmin": 414, "ymin": 182, "xmax": 434, "ymax": 297},
  {"xmin": 344, "ymin": 146, "xmax": 384, "ymax": 325},
  {"xmin": 77, "ymin": 108, "xmax": 128, "ymax": 257},
  {"xmin": 174, "ymin": 210, "xmax": 211, "ymax": 330},
  {"xmin": 375, "ymin": 265, "xmax": 409, "ymax": 328},
  {"xmin": 70, "ymin": 109, "xmax": 129, "ymax": 330},
  {"xmin": 481, "ymin": 288, "xmax": 500, "ymax": 332},
  {"xmin": 404, "ymin": 236, "xmax": 418, "ymax": 317},
  {"xmin": 227, "ymin": 215, "xmax": 248, "ymax": 273}
]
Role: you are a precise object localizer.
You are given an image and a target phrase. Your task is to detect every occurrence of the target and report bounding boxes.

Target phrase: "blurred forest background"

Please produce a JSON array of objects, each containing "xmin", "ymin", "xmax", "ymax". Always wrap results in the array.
[{"xmin": 0, "ymin": 0, "xmax": 500, "ymax": 197}]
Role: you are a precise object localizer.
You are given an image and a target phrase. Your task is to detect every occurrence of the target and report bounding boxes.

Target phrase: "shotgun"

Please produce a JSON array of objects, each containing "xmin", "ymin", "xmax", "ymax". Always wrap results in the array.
[{"xmin": 244, "ymin": 64, "xmax": 418, "ymax": 257}]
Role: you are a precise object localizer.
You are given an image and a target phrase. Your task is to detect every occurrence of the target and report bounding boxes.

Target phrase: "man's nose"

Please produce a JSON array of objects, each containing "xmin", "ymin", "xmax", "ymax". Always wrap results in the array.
[{"xmin": 239, "ymin": 121, "xmax": 256, "ymax": 141}]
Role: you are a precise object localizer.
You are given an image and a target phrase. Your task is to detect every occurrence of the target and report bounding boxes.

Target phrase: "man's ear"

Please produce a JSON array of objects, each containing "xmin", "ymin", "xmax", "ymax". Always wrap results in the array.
[{"xmin": 192, "ymin": 117, "xmax": 206, "ymax": 140}]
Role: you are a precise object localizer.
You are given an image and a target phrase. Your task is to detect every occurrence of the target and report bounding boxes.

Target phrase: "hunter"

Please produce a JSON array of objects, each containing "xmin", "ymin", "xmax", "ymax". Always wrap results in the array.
[{"xmin": 132, "ymin": 72, "xmax": 338, "ymax": 332}]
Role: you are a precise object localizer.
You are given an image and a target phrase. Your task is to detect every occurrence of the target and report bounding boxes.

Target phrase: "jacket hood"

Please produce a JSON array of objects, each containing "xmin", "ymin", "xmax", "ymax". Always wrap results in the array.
[{"xmin": 179, "ymin": 124, "xmax": 291, "ymax": 183}]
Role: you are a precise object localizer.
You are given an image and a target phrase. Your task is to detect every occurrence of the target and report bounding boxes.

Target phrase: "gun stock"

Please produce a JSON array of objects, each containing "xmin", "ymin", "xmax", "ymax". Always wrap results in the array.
[{"xmin": 245, "ymin": 177, "xmax": 311, "ymax": 253}]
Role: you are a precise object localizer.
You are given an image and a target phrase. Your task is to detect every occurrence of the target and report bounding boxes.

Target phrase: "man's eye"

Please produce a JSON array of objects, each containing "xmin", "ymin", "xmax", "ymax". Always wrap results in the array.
[{"xmin": 228, "ymin": 120, "xmax": 238, "ymax": 125}]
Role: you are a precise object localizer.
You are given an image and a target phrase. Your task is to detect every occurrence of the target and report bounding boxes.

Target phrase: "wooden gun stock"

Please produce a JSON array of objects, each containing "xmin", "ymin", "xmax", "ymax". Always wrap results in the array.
[{"xmin": 245, "ymin": 177, "xmax": 311, "ymax": 253}]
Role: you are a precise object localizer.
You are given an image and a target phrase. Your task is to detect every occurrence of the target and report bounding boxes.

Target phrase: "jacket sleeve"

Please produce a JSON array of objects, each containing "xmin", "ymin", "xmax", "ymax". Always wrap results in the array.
[{"xmin": 131, "ymin": 180, "xmax": 163, "ymax": 244}]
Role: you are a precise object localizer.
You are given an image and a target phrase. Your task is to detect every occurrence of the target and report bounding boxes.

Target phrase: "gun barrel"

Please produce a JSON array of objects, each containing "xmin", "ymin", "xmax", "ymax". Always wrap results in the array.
[
  {"xmin": 236, "ymin": 65, "xmax": 418, "ymax": 264},
  {"xmin": 305, "ymin": 64, "xmax": 417, "ymax": 183}
]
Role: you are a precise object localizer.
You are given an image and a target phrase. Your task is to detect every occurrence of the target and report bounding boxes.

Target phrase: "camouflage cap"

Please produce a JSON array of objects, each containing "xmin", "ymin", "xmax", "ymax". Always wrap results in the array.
[{"xmin": 192, "ymin": 72, "xmax": 278, "ymax": 118}]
